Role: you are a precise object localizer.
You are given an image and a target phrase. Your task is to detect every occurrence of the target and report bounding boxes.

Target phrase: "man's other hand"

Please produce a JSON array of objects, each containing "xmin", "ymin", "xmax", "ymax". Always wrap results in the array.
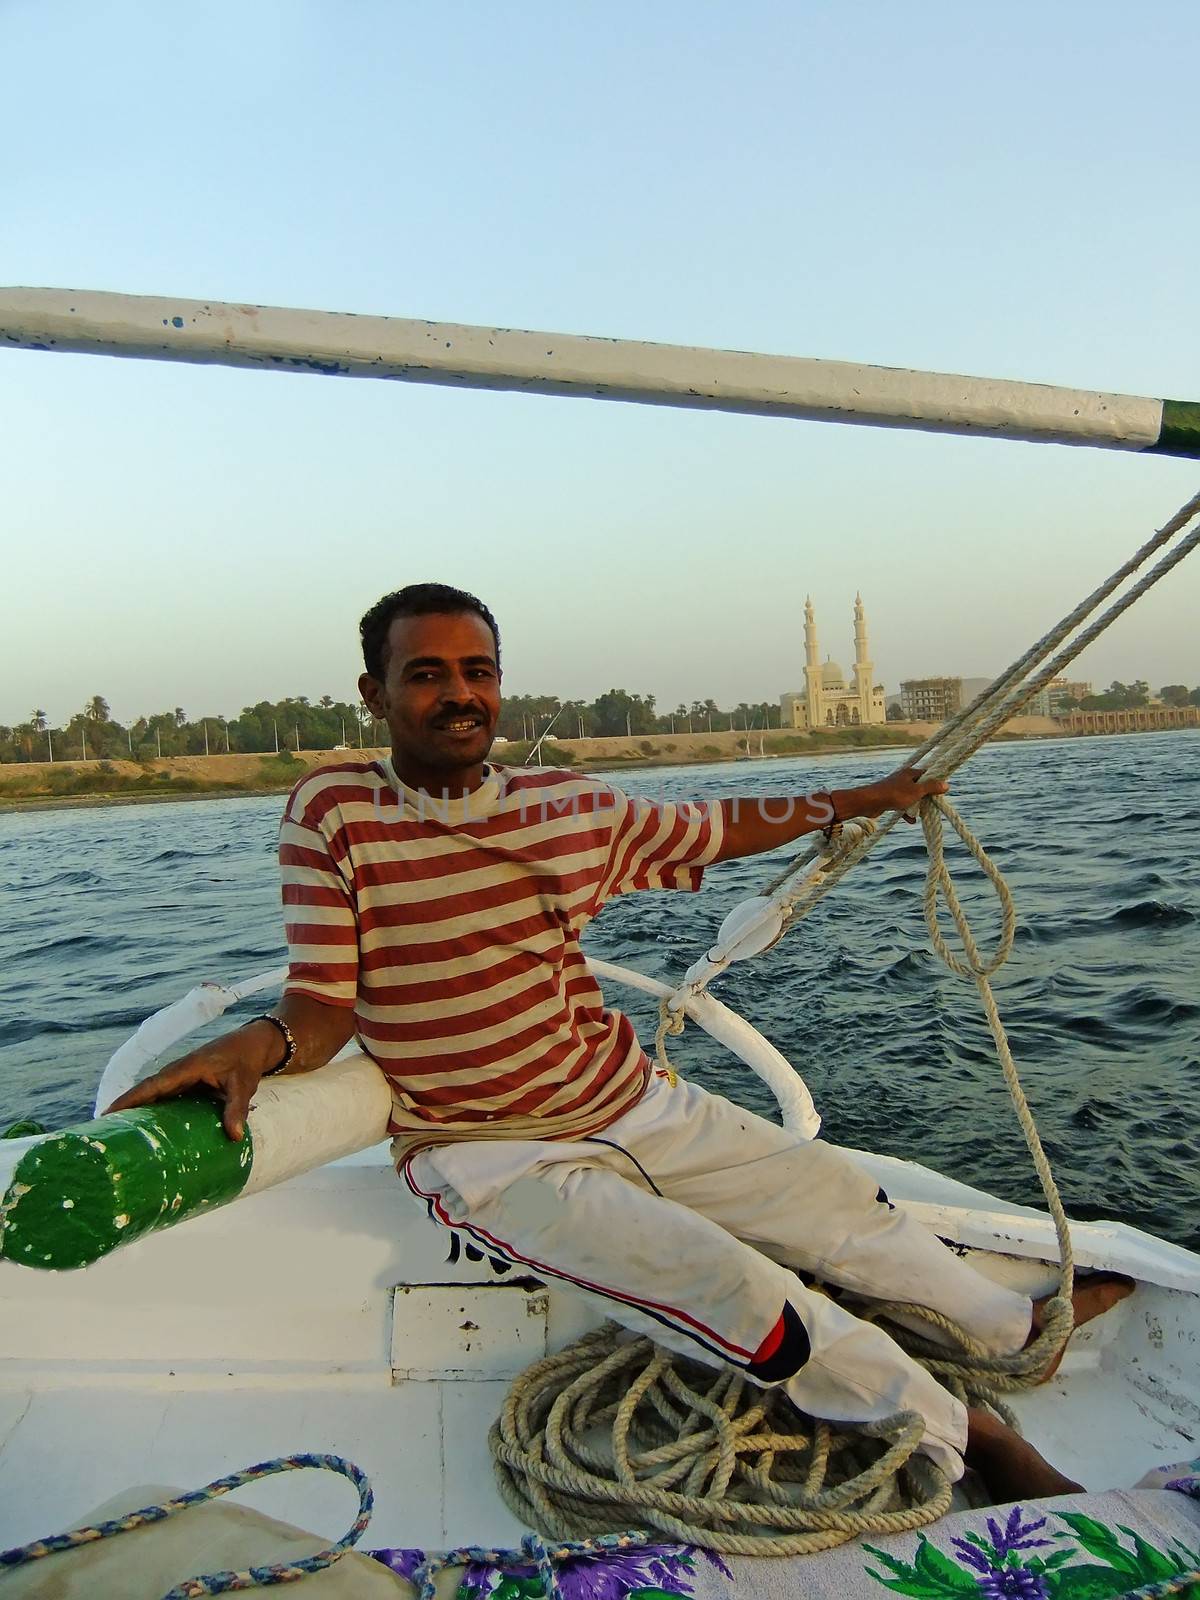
[
  {"xmin": 104, "ymin": 1022, "xmax": 281, "ymax": 1142},
  {"xmin": 860, "ymin": 765, "xmax": 948, "ymax": 822}
]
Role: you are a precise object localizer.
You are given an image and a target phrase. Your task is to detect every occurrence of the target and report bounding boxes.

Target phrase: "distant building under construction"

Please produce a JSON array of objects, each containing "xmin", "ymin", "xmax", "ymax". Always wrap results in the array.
[
  {"xmin": 905, "ymin": 675, "xmax": 1094, "ymax": 718},
  {"xmin": 900, "ymin": 677, "xmax": 962, "ymax": 722}
]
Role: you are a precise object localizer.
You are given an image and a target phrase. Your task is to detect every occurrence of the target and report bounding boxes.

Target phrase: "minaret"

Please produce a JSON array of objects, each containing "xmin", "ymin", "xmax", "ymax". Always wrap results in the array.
[
  {"xmin": 804, "ymin": 596, "xmax": 820, "ymax": 730},
  {"xmin": 852, "ymin": 592, "xmax": 875, "ymax": 724}
]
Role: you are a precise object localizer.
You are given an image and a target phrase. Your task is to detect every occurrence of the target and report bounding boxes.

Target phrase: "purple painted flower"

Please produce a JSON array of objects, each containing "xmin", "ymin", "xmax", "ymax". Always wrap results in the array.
[
  {"xmin": 458, "ymin": 1558, "xmax": 506, "ymax": 1595},
  {"xmin": 482, "ymin": 1543, "xmax": 729, "ymax": 1600},
  {"xmin": 372, "ymin": 1541, "xmax": 733, "ymax": 1600},
  {"xmin": 370, "ymin": 1547, "xmax": 427, "ymax": 1580},
  {"xmin": 951, "ymin": 1538, "xmax": 994, "ymax": 1575},
  {"xmin": 977, "ymin": 1570, "xmax": 1048, "ymax": 1600},
  {"xmin": 1164, "ymin": 1476, "xmax": 1200, "ymax": 1499},
  {"xmin": 986, "ymin": 1507, "xmax": 1050, "ymax": 1559}
]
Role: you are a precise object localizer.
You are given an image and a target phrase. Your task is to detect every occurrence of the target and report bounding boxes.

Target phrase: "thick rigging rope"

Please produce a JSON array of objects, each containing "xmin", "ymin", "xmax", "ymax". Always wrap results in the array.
[{"xmin": 492, "ymin": 487, "xmax": 1200, "ymax": 1552}]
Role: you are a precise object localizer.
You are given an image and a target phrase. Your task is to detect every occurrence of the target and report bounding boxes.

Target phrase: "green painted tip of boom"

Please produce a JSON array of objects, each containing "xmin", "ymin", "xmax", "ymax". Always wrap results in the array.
[
  {"xmin": 0, "ymin": 1099, "xmax": 253, "ymax": 1271},
  {"xmin": 1146, "ymin": 399, "xmax": 1200, "ymax": 459}
]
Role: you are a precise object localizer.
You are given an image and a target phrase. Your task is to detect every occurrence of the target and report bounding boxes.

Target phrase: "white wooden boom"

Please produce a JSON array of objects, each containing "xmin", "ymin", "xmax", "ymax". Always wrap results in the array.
[{"xmin": 2, "ymin": 287, "xmax": 1198, "ymax": 456}]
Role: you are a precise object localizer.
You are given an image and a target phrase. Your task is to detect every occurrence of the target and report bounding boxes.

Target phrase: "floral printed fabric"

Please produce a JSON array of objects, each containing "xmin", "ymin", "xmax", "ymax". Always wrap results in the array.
[
  {"xmin": 1135, "ymin": 1456, "xmax": 1200, "ymax": 1501},
  {"xmin": 369, "ymin": 1541, "xmax": 733, "ymax": 1600},
  {"xmin": 864, "ymin": 1502, "xmax": 1200, "ymax": 1598},
  {"xmin": 366, "ymin": 1491, "xmax": 1200, "ymax": 1600}
]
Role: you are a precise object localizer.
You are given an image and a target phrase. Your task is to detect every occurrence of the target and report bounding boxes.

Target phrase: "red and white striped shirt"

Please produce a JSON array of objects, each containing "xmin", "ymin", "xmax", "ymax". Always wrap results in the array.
[{"xmin": 279, "ymin": 760, "xmax": 723, "ymax": 1156}]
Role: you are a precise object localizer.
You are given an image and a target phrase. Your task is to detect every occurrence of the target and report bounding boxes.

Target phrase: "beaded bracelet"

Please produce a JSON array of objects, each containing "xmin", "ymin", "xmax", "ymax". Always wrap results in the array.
[{"xmin": 256, "ymin": 1013, "xmax": 298, "ymax": 1076}]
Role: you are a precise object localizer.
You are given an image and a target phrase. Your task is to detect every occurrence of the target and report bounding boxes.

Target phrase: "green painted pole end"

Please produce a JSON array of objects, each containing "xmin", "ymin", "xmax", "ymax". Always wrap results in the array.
[
  {"xmin": 0, "ymin": 1099, "xmax": 253, "ymax": 1271},
  {"xmin": 1147, "ymin": 399, "xmax": 1200, "ymax": 459}
]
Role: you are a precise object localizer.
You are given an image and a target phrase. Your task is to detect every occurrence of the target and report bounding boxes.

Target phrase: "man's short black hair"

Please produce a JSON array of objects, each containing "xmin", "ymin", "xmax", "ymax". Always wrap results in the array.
[{"xmin": 359, "ymin": 583, "xmax": 502, "ymax": 680}]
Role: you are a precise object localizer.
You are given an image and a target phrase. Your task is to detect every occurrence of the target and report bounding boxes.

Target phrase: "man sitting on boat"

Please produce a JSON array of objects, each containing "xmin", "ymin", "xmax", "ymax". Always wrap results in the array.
[{"xmin": 109, "ymin": 582, "xmax": 1130, "ymax": 1504}]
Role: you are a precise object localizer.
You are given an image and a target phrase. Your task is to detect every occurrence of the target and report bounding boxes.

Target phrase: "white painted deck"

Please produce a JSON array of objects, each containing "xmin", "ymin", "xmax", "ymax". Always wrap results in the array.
[{"xmin": 2, "ymin": 1145, "xmax": 1198, "ymax": 1555}]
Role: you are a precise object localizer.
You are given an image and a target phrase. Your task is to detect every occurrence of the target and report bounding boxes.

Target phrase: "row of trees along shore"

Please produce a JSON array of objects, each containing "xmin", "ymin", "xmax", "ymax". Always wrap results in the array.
[
  {"xmin": 6, "ymin": 691, "xmax": 785, "ymax": 764},
  {"xmin": 4, "ymin": 679, "xmax": 1198, "ymax": 765},
  {"xmin": 1072, "ymin": 679, "xmax": 1200, "ymax": 710}
]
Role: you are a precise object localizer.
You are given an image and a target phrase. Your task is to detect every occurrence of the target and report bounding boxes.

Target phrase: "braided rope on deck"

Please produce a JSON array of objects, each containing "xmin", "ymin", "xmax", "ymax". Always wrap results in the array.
[{"xmin": 0, "ymin": 1453, "xmax": 372, "ymax": 1595}]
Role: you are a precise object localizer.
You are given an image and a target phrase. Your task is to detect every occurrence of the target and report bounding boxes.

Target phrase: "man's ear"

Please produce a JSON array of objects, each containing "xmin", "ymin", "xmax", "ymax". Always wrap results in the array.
[{"xmin": 358, "ymin": 672, "xmax": 384, "ymax": 719}]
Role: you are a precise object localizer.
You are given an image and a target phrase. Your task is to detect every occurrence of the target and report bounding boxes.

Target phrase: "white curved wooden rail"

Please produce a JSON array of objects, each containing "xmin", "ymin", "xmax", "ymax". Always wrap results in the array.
[{"xmin": 2, "ymin": 959, "xmax": 818, "ymax": 1213}]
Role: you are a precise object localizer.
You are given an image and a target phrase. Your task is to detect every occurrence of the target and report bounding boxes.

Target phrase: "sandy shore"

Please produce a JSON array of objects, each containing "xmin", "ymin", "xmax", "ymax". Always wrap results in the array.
[{"xmin": 0, "ymin": 718, "xmax": 1070, "ymax": 814}]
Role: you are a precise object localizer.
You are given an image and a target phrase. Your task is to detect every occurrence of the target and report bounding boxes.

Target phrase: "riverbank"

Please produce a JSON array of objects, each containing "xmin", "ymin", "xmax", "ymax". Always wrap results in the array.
[{"xmin": 0, "ymin": 715, "xmax": 1070, "ymax": 810}]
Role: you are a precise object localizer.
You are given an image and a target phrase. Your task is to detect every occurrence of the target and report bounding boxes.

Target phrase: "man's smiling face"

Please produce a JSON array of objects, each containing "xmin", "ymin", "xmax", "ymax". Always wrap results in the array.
[{"xmin": 359, "ymin": 609, "xmax": 501, "ymax": 791}]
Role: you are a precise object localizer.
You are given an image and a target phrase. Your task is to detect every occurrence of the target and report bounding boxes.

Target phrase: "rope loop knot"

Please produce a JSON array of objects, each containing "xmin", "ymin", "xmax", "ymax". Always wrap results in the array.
[
  {"xmin": 920, "ymin": 794, "xmax": 1016, "ymax": 981},
  {"xmin": 654, "ymin": 997, "xmax": 686, "ymax": 1084}
]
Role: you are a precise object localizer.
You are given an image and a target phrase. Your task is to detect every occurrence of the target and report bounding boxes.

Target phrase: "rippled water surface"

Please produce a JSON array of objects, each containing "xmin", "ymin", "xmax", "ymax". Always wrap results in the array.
[{"xmin": 3, "ymin": 734, "xmax": 1198, "ymax": 1247}]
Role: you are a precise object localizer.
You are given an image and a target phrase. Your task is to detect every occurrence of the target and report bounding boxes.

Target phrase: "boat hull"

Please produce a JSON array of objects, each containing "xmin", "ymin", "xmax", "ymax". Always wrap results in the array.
[{"xmin": 1, "ymin": 1141, "xmax": 1197, "ymax": 1555}]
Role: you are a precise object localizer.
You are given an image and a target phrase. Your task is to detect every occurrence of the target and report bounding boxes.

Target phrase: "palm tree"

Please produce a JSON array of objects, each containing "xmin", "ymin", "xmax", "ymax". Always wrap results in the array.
[
  {"xmin": 29, "ymin": 709, "xmax": 47, "ymax": 733},
  {"xmin": 85, "ymin": 695, "xmax": 110, "ymax": 724}
]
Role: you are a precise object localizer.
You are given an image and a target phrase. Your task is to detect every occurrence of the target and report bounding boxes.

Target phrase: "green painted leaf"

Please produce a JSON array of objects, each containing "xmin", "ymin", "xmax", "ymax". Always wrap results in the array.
[
  {"xmin": 1056, "ymin": 1513, "xmax": 1122, "ymax": 1548},
  {"xmin": 1048, "ymin": 1564, "xmax": 1145, "ymax": 1599},
  {"xmin": 490, "ymin": 1581, "xmax": 530, "ymax": 1600},
  {"xmin": 913, "ymin": 1537, "xmax": 981, "ymax": 1594},
  {"xmin": 1054, "ymin": 1515, "xmax": 1138, "ymax": 1574},
  {"xmin": 861, "ymin": 1545, "xmax": 924, "ymax": 1583},
  {"xmin": 863, "ymin": 1577, "xmax": 944, "ymax": 1599},
  {"xmin": 628, "ymin": 1589, "xmax": 689, "ymax": 1600},
  {"xmin": 1117, "ymin": 1527, "xmax": 1177, "ymax": 1581}
]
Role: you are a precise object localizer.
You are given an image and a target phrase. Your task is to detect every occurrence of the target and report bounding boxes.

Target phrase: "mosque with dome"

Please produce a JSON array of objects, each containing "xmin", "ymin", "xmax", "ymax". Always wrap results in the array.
[{"xmin": 779, "ymin": 595, "xmax": 887, "ymax": 730}]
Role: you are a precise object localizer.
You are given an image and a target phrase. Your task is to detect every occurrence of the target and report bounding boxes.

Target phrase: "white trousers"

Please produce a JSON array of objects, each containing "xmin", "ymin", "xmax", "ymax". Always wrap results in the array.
[{"xmin": 402, "ymin": 1071, "xmax": 1032, "ymax": 1480}]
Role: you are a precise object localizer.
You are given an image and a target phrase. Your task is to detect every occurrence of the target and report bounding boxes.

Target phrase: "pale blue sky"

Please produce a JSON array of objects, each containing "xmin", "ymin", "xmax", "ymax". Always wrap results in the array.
[{"xmin": 3, "ymin": 0, "xmax": 1199, "ymax": 727}]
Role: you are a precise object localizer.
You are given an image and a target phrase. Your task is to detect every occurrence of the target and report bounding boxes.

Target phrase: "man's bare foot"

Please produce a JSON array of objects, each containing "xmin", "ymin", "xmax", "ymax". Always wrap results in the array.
[
  {"xmin": 1029, "ymin": 1272, "xmax": 1135, "ymax": 1382},
  {"xmin": 965, "ymin": 1408, "xmax": 1083, "ymax": 1503}
]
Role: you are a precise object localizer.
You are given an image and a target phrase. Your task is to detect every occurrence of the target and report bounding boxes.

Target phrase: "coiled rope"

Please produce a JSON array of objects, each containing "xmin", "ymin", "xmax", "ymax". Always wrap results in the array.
[
  {"xmin": 491, "ymin": 1324, "xmax": 953, "ymax": 1555},
  {"xmin": 493, "ymin": 487, "xmax": 1200, "ymax": 1552}
]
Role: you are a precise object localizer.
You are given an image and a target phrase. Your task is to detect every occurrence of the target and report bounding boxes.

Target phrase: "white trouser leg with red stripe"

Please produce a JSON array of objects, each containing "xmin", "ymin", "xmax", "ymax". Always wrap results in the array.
[{"xmin": 401, "ymin": 1073, "xmax": 1033, "ymax": 1482}]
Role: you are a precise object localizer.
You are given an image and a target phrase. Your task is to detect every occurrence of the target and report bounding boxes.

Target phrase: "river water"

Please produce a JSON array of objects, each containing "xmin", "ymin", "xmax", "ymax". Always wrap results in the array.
[{"xmin": 3, "ymin": 734, "xmax": 1198, "ymax": 1248}]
